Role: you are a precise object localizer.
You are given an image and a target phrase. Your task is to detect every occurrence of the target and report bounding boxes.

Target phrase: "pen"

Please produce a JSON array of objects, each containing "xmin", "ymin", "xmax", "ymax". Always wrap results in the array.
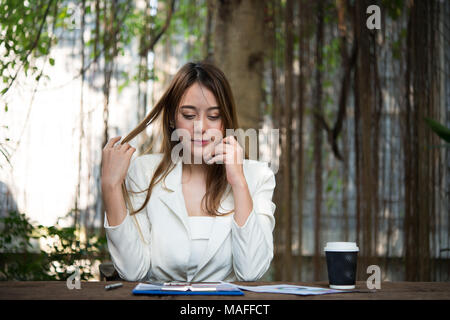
[{"xmin": 105, "ymin": 282, "xmax": 123, "ymax": 290}]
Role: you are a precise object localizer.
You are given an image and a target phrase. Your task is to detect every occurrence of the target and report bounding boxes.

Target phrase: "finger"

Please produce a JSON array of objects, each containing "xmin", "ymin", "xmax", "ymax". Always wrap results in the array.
[
  {"xmin": 201, "ymin": 143, "xmax": 214, "ymax": 162},
  {"xmin": 105, "ymin": 136, "xmax": 122, "ymax": 149},
  {"xmin": 203, "ymin": 143, "xmax": 229, "ymax": 163},
  {"xmin": 223, "ymin": 135, "xmax": 237, "ymax": 145},
  {"xmin": 222, "ymin": 136, "xmax": 239, "ymax": 153},
  {"xmin": 210, "ymin": 152, "xmax": 238, "ymax": 165},
  {"xmin": 126, "ymin": 146, "xmax": 136, "ymax": 156},
  {"xmin": 207, "ymin": 154, "xmax": 225, "ymax": 164},
  {"xmin": 213, "ymin": 143, "xmax": 232, "ymax": 156},
  {"xmin": 120, "ymin": 142, "xmax": 131, "ymax": 151},
  {"xmin": 223, "ymin": 136, "xmax": 243, "ymax": 155},
  {"xmin": 218, "ymin": 142, "xmax": 242, "ymax": 164}
]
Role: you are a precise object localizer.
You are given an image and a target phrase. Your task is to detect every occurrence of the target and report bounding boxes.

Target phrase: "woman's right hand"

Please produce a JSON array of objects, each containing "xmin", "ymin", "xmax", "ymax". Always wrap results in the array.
[{"xmin": 101, "ymin": 136, "xmax": 136, "ymax": 189}]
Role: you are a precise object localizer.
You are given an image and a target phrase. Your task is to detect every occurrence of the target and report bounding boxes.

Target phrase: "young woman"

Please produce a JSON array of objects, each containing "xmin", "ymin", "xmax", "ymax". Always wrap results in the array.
[{"xmin": 101, "ymin": 62, "xmax": 276, "ymax": 282}]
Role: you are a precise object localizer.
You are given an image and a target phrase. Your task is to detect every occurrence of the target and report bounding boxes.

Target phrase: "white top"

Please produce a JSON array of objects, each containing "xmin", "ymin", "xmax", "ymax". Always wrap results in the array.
[{"xmin": 187, "ymin": 216, "xmax": 215, "ymax": 280}]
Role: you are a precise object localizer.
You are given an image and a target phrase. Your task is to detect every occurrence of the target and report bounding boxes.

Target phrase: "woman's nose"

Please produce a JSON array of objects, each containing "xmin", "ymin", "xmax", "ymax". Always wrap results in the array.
[{"xmin": 194, "ymin": 116, "xmax": 208, "ymax": 134}]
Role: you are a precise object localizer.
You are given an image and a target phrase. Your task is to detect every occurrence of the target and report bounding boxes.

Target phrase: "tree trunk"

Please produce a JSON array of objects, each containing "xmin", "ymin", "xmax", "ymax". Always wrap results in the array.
[
  {"xmin": 76, "ymin": 0, "xmax": 86, "ymax": 239},
  {"xmin": 336, "ymin": 0, "xmax": 350, "ymax": 242},
  {"xmin": 313, "ymin": 0, "xmax": 324, "ymax": 281},
  {"xmin": 403, "ymin": 0, "xmax": 440, "ymax": 281},
  {"xmin": 204, "ymin": 0, "xmax": 214, "ymax": 61},
  {"xmin": 282, "ymin": 0, "xmax": 294, "ymax": 281},
  {"xmin": 296, "ymin": 0, "xmax": 309, "ymax": 281},
  {"xmin": 269, "ymin": 0, "xmax": 283, "ymax": 281},
  {"xmin": 213, "ymin": 0, "xmax": 265, "ymax": 133},
  {"xmin": 353, "ymin": 0, "xmax": 380, "ymax": 273}
]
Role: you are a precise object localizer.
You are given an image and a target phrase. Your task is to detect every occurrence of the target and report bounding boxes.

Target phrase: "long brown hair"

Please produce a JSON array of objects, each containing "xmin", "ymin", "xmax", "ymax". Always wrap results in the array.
[{"xmin": 121, "ymin": 61, "xmax": 239, "ymax": 216}]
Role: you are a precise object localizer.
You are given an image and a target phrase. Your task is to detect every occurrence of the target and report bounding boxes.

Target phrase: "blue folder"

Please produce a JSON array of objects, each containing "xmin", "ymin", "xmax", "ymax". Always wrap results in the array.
[
  {"xmin": 132, "ymin": 283, "xmax": 244, "ymax": 296},
  {"xmin": 132, "ymin": 289, "xmax": 244, "ymax": 296}
]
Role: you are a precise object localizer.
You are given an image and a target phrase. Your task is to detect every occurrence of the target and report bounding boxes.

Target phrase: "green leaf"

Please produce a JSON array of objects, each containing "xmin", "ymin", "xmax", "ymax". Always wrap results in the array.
[
  {"xmin": 326, "ymin": 183, "xmax": 333, "ymax": 192},
  {"xmin": 424, "ymin": 117, "xmax": 450, "ymax": 143},
  {"xmin": 58, "ymin": 7, "xmax": 68, "ymax": 19},
  {"xmin": 49, "ymin": 58, "xmax": 55, "ymax": 66},
  {"xmin": 4, "ymin": 104, "xmax": 8, "ymax": 112},
  {"xmin": 38, "ymin": 45, "xmax": 48, "ymax": 55}
]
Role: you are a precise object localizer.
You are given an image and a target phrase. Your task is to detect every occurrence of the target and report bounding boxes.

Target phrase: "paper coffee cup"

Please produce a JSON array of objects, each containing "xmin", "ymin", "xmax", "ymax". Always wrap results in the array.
[{"xmin": 324, "ymin": 242, "xmax": 359, "ymax": 289}]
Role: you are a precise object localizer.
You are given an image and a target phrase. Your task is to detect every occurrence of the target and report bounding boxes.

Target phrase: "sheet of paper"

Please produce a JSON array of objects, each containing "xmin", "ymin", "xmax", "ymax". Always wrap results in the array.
[
  {"xmin": 134, "ymin": 283, "xmax": 164, "ymax": 291},
  {"xmin": 221, "ymin": 282, "xmax": 352, "ymax": 296}
]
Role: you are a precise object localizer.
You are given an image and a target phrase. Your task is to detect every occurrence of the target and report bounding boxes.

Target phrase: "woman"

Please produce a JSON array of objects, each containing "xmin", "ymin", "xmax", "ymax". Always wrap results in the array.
[{"xmin": 101, "ymin": 61, "xmax": 276, "ymax": 282}]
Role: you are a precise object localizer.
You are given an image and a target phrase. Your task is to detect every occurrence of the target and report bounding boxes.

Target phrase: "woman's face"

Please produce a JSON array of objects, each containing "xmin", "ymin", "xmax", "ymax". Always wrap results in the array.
[{"xmin": 175, "ymin": 82, "xmax": 224, "ymax": 160}]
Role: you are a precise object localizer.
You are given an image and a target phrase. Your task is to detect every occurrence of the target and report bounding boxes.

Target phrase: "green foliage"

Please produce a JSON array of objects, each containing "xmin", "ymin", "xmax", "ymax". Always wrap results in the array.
[
  {"xmin": 0, "ymin": 0, "xmax": 205, "ymax": 100},
  {"xmin": 382, "ymin": 0, "xmax": 405, "ymax": 20},
  {"xmin": 323, "ymin": 1, "xmax": 338, "ymax": 25},
  {"xmin": 168, "ymin": 0, "xmax": 207, "ymax": 61},
  {"xmin": 0, "ymin": 210, "xmax": 107, "ymax": 281},
  {"xmin": 391, "ymin": 28, "xmax": 407, "ymax": 61},
  {"xmin": 325, "ymin": 167, "xmax": 341, "ymax": 213},
  {"xmin": 0, "ymin": 0, "xmax": 73, "ymax": 96},
  {"xmin": 424, "ymin": 117, "xmax": 450, "ymax": 145},
  {"xmin": 322, "ymin": 38, "xmax": 340, "ymax": 73},
  {"xmin": 322, "ymin": 36, "xmax": 341, "ymax": 119}
]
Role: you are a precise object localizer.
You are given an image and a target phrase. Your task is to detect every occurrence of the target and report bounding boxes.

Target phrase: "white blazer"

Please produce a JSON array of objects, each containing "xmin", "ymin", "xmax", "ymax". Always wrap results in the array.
[{"xmin": 104, "ymin": 153, "xmax": 276, "ymax": 282}]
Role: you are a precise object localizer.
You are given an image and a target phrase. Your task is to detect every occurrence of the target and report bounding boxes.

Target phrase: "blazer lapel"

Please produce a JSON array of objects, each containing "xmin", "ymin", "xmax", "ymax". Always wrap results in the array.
[{"xmin": 158, "ymin": 159, "xmax": 191, "ymax": 236}]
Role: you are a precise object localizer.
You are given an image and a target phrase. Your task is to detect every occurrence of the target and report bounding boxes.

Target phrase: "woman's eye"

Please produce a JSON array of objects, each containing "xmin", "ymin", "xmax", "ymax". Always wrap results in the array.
[
  {"xmin": 182, "ymin": 114, "xmax": 196, "ymax": 120},
  {"xmin": 208, "ymin": 115, "xmax": 220, "ymax": 120}
]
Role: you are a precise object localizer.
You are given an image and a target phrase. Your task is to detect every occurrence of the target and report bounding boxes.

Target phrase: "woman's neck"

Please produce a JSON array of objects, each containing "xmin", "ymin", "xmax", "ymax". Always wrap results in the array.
[{"xmin": 182, "ymin": 162, "xmax": 208, "ymax": 179}]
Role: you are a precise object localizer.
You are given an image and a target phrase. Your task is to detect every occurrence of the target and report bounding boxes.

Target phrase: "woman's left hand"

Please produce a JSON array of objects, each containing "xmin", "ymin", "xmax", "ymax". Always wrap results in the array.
[{"xmin": 206, "ymin": 136, "xmax": 247, "ymax": 187}]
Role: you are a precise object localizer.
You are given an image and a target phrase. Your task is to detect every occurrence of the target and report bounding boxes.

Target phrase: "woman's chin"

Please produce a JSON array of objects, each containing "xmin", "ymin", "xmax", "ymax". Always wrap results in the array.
[{"xmin": 184, "ymin": 147, "xmax": 205, "ymax": 163}]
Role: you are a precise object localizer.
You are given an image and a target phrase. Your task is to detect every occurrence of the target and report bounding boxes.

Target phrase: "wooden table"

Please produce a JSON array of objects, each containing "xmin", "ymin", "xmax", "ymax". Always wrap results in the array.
[
  {"xmin": 1, "ymin": 281, "xmax": 448, "ymax": 318},
  {"xmin": 1, "ymin": 281, "xmax": 449, "ymax": 300}
]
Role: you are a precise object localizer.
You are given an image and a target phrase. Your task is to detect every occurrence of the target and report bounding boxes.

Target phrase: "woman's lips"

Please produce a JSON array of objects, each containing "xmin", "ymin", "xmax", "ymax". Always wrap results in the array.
[{"xmin": 192, "ymin": 139, "xmax": 210, "ymax": 146}]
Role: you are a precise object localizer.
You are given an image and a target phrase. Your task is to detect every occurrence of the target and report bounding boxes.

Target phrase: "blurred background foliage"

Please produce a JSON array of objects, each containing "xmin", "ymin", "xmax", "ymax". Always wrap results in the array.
[{"xmin": 0, "ymin": 210, "xmax": 107, "ymax": 280}]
